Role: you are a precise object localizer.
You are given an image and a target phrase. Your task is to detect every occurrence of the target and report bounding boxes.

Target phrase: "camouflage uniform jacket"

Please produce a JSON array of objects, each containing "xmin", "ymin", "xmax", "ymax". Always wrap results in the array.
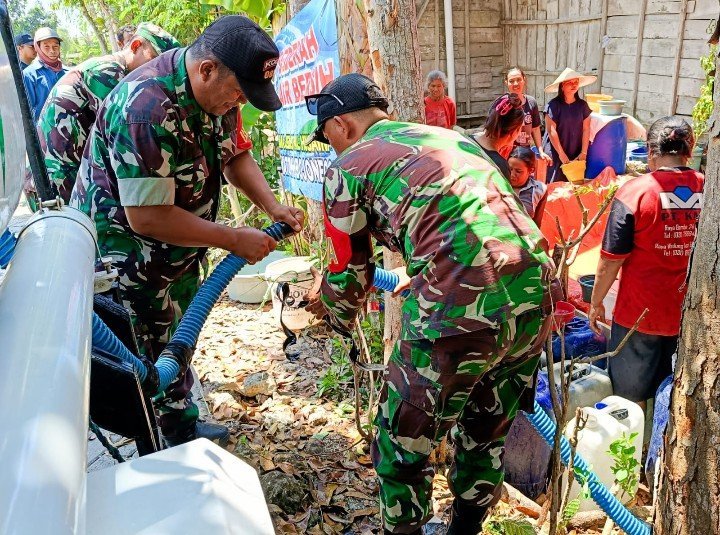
[
  {"xmin": 38, "ymin": 54, "xmax": 129, "ymax": 201},
  {"xmin": 70, "ymin": 48, "xmax": 241, "ymax": 296},
  {"xmin": 321, "ymin": 120, "xmax": 560, "ymax": 340}
]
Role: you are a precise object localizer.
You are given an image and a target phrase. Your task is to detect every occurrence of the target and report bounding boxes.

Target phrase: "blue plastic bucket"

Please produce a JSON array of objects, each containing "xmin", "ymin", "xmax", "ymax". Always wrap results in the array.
[{"xmin": 587, "ymin": 117, "xmax": 627, "ymax": 178}]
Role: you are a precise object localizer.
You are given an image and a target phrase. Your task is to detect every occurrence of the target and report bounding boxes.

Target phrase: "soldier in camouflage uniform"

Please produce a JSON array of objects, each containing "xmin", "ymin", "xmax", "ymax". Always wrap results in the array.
[
  {"xmin": 37, "ymin": 22, "xmax": 180, "ymax": 202},
  {"xmin": 71, "ymin": 16, "xmax": 304, "ymax": 446},
  {"xmin": 304, "ymin": 74, "xmax": 562, "ymax": 534}
]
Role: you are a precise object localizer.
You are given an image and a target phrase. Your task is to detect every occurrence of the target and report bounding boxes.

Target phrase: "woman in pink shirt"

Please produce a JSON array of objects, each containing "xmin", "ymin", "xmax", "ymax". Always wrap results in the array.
[{"xmin": 424, "ymin": 70, "xmax": 456, "ymax": 129}]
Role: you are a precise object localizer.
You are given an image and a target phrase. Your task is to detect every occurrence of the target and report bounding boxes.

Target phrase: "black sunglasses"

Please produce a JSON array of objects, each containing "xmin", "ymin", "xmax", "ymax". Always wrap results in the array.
[{"xmin": 305, "ymin": 93, "xmax": 345, "ymax": 115}]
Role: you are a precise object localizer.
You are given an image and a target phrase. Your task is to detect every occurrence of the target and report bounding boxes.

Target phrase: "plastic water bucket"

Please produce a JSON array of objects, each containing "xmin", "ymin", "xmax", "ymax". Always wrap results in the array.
[
  {"xmin": 504, "ymin": 370, "xmax": 553, "ymax": 498},
  {"xmin": 586, "ymin": 93, "xmax": 613, "ymax": 113},
  {"xmin": 629, "ymin": 145, "xmax": 648, "ymax": 163},
  {"xmin": 560, "ymin": 160, "xmax": 587, "ymax": 184},
  {"xmin": 553, "ymin": 300, "xmax": 575, "ymax": 330},
  {"xmin": 227, "ymin": 251, "xmax": 289, "ymax": 304},
  {"xmin": 265, "ymin": 256, "xmax": 316, "ymax": 331},
  {"xmin": 599, "ymin": 99, "xmax": 626, "ymax": 116},
  {"xmin": 578, "ymin": 274, "xmax": 595, "ymax": 303},
  {"xmin": 587, "ymin": 117, "xmax": 627, "ymax": 178}
]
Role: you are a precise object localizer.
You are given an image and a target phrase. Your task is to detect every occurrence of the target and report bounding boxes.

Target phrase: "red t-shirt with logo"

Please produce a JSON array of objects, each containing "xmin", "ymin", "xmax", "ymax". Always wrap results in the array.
[
  {"xmin": 601, "ymin": 168, "xmax": 704, "ymax": 335},
  {"xmin": 424, "ymin": 96, "xmax": 456, "ymax": 129}
]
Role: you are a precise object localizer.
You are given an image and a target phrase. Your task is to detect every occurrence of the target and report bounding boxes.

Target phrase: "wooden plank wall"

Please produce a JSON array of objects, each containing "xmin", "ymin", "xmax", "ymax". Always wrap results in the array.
[
  {"xmin": 601, "ymin": 0, "xmax": 716, "ymax": 125},
  {"xmin": 502, "ymin": 0, "xmax": 605, "ymax": 111},
  {"xmin": 418, "ymin": 0, "xmax": 505, "ymax": 119}
]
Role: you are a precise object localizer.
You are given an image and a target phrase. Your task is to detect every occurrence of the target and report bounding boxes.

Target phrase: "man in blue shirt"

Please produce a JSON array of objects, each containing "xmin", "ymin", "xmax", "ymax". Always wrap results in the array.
[
  {"xmin": 22, "ymin": 27, "xmax": 67, "ymax": 121},
  {"xmin": 14, "ymin": 33, "xmax": 36, "ymax": 70}
]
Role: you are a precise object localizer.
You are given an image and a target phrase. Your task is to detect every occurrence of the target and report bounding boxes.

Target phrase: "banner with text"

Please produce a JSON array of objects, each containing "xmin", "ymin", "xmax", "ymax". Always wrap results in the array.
[{"xmin": 274, "ymin": 0, "xmax": 339, "ymax": 201}]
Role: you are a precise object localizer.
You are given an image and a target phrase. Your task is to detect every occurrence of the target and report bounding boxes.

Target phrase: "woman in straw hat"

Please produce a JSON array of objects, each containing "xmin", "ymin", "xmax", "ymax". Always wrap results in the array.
[{"xmin": 544, "ymin": 68, "xmax": 596, "ymax": 182}]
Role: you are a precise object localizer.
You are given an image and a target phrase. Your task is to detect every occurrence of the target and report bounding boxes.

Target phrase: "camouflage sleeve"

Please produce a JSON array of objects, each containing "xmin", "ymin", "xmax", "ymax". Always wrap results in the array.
[
  {"xmin": 320, "ymin": 164, "xmax": 375, "ymax": 332},
  {"xmin": 109, "ymin": 106, "xmax": 179, "ymax": 207},
  {"xmin": 37, "ymin": 75, "xmax": 90, "ymax": 200}
]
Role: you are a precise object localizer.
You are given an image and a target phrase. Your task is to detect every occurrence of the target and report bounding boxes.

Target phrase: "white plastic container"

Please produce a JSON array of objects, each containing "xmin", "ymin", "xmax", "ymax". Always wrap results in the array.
[
  {"xmin": 551, "ymin": 362, "xmax": 613, "ymax": 417},
  {"xmin": 564, "ymin": 395, "xmax": 644, "ymax": 511},
  {"xmin": 227, "ymin": 251, "xmax": 288, "ymax": 304},
  {"xmin": 265, "ymin": 256, "xmax": 317, "ymax": 331}
]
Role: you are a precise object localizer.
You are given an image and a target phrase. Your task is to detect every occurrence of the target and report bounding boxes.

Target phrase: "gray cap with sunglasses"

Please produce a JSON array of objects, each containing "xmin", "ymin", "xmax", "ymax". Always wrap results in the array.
[{"xmin": 305, "ymin": 73, "xmax": 389, "ymax": 144}]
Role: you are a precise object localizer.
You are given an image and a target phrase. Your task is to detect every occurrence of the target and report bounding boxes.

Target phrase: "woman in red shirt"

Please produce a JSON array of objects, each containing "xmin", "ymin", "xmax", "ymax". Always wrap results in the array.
[
  {"xmin": 424, "ymin": 70, "xmax": 456, "ymax": 129},
  {"xmin": 588, "ymin": 116, "xmax": 704, "ymax": 409}
]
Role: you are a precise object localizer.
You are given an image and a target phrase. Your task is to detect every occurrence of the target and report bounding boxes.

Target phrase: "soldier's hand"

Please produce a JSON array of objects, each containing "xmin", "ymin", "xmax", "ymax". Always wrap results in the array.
[
  {"xmin": 271, "ymin": 204, "xmax": 305, "ymax": 233},
  {"xmin": 390, "ymin": 266, "xmax": 412, "ymax": 297},
  {"xmin": 230, "ymin": 227, "xmax": 276, "ymax": 263}
]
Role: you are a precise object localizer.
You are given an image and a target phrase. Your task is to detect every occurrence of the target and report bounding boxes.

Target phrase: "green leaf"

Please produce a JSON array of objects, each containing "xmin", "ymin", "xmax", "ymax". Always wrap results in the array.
[
  {"xmin": 241, "ymin": 103, "xmax": 264, "ymax": 131},
  {"xmin": 562, "ymin": 498, "xmax": 581, "ymax": 523},
  {"xmin": 615, "ymin": 469, "xmax": 629, "ymax": 482},
  {"xmin": 501, "ymin": 519, "xmax": 537, "ymax": 535}
]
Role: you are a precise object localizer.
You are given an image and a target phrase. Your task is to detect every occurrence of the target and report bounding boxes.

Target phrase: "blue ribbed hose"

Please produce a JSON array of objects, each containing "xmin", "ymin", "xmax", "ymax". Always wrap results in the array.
[
  {"xmin": 92, "ymin": 222, "xmax": 293, "ymax": 394},
  {"xmin": 525, "ymin": 401, "xmax": 651, "ymax": 535},
  {"xmin": 373, "ymin": 267, "xmax": 399, "ymax": 292},
  {"xmin": 170, "ymin": 222, "xmax": 289, "ymax": 347},
  {"xmin": 92, "ymin": 313, "xmax": 180, "ymax": 391},
  {"xmin": 92, "ymin": 313, "xmax": 148, "ymax": 381}
]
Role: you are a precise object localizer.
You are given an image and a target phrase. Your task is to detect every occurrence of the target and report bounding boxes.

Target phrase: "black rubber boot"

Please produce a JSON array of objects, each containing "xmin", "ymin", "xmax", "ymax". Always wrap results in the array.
[
  {"xmin": 446, "ymin": 499, "xmax": 489, "ymax": 535},
  {"xmin": 163, "ymin": 420, "xmax": 230, "ymax": 448}
]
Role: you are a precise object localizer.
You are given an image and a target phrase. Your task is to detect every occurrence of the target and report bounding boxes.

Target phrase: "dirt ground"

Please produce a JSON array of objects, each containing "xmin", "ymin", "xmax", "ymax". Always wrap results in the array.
[{"xmin": 193, "ymin": 295, "xmax": 643, "ymax": 534}]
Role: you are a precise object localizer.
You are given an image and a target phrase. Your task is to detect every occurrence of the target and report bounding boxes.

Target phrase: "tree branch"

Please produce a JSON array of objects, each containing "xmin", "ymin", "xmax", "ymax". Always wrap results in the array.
[{"xmin": 574, "ymin": 308, "xmax": 649, "ymax": 365}]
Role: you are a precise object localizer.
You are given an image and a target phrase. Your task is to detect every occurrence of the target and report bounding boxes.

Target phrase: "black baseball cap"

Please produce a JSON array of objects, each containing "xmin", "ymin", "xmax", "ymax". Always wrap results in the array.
[
  {"xmin": 305, "ymin": 73, "xmax": 389, "ymax": 144},
  {"xmin": 197, "ymin": 15, "xmax": 281, "ymax": 112},
  {"xmin": 14, "ymin": 33, "xmax": 33, "ymax": 46}
]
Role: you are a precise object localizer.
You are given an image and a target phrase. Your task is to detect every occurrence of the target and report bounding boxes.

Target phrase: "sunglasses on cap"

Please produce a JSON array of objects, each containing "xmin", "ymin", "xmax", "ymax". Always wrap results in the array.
[{"xmin": 305, "ymin": 93, "xmax": 344, "ymax": 115}]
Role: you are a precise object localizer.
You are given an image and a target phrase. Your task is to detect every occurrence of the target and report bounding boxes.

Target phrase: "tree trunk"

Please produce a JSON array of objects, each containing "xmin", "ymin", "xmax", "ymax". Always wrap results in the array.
[
  {"xmin": 655, "ymin": 45, "xmax": 720, "ymax": 534},
  {"xmin": 77, "ymin": 0, "xmax": 109, "ymax": 54},
  {"xmin": 364, "ymin": 0, "xmax": 425, "ymax": 361}
]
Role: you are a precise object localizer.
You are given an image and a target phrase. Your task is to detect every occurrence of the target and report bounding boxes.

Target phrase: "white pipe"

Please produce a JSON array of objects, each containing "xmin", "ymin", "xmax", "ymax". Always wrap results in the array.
[
  {"xmin": 0, "ymin": 207, "xmax": 97, "ymax": 535},
  {"xmin": 443, "ymin": 0, "xmax": 456, "ymax": 101}
]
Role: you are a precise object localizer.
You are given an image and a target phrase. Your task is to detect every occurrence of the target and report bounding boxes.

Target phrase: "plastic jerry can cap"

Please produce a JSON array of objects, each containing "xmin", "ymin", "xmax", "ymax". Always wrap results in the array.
[{"xmin": 595, "ymin": 402, "xmax": 608, "ymax": 410}]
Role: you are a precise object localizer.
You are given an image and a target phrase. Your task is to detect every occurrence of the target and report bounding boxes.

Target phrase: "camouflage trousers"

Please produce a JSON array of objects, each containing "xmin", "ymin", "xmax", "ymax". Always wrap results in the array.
[
  {"xmin": 371, "ymin": 310, "xmax": 551, "ymax": 533},
  {"xmin": 120, "ymin": 268, "xmax": 201, "ymax": 435}
]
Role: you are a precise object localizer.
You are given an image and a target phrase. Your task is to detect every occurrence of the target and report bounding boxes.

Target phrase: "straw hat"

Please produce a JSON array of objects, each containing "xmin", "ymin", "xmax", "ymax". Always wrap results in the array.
[{"xmin": 544, "ymin": 68, "xmax": 597, "ymax": 93}]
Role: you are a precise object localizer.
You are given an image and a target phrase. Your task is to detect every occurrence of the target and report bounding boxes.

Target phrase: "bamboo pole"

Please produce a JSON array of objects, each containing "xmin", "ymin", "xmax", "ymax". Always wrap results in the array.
[
  {"xmin": 596, "ymin": 0, "xmax": 609, "ymax": 91},
  {"xmin": 670, "ymin": 0, "xmax": 690, "ymax": 115},
  {"xmin": 434, "ymin": 0, "xmax": 439, "ymax": 69},
  {"xmin": 630, "ymin": 0, "xmax": 649, "ymax": 116},
  {"xmin": 465, "ymin": 0, "xmax": 471, "ymax": 113}
]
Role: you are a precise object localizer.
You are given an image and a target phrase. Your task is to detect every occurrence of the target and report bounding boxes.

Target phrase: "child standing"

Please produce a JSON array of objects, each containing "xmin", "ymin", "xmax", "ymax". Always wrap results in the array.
[{"xmin": 509, "ymin": 146, "xmax": 547, "ymax": 227}]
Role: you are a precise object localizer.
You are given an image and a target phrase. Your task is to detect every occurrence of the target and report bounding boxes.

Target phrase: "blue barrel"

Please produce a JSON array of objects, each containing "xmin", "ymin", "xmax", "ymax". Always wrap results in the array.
[
  {"xmin": 551, "ymin": 317, "xmax": 608, "ymax": 369},
  {"xmin": 587, "ymin": 117, "xmax": 627, "ymax": 178},
  {"xmin": 504, "ymin": 371, "xmax": 554, "ymax": 498},
  {"xmin": 645, "ymin": 375, "xmax": 673, "ymax": 483}
]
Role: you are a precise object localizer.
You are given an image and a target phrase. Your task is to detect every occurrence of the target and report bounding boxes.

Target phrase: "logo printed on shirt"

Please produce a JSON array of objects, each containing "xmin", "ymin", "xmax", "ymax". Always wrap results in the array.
[{"xmin": 659, "ymin": 186, "xmax": 703, "ymax": 210}]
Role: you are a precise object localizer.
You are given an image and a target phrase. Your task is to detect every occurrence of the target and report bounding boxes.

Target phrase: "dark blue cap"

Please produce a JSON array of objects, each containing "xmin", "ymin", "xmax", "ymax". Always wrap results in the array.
[
  {"xmin": 14, "ymin": 33, "xmax": 33, "ymax": 47},
  {"xmin": 196, "ymin": 16, "xmax": 281, "ymax": 112}
]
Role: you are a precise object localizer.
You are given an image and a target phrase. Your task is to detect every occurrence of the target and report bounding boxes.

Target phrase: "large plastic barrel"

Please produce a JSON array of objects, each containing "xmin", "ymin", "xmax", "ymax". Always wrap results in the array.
[
  {"xmin": 587, "ymin": 117, "xmax": 627, "ymax": 178},
  {"xmin": 504, "ymin": 370, "xmax": 554, "ymax": 498}
]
